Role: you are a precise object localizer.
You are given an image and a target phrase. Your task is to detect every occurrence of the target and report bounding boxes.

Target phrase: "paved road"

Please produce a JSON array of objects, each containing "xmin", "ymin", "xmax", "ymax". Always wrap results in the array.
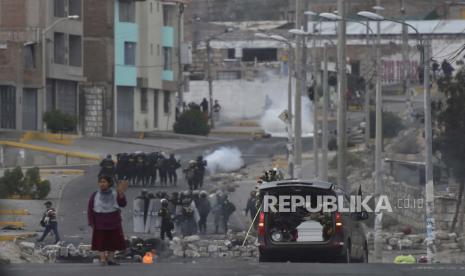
[
  {"xmin": 55, "ymin": 136, "xmax": 317, "ymax": 244},
  {"xmin": 3, "ymin": 261, "xmax": 465, "ymax": 276}
]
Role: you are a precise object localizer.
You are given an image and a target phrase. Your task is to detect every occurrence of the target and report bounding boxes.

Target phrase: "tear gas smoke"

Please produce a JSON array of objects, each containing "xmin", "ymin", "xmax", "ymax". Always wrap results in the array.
[
  {"xmin": 204, "ymin": 147, "xmax": 245, "ymax": 174},
  {"xmin": 260, "ymin": 95, "xmax": 314, "ymax": 137}
]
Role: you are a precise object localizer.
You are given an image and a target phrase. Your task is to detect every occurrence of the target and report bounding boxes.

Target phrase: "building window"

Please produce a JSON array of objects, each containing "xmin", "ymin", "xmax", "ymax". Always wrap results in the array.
[
  {"xmin": 119, "ymin": 0, "xmax": 135, "ymax": 23},
  {"xmin": 24, "ymin": 43, "xmax": 36, "ymax": 69},
  {"xmin": 53, "ymin": 32, "xmax": 66, "ymax": 65},
  {"xmin": 54, "ymin": 0, "xmax": 66, "ymax": 17},
  {"xmin": 124, "ymin": 42, "xmax": 136, "ymax": 66},
  {"xmin": 163, "ymin": 5, "xmax": 172, "ymax": 26},
  {"xmin": 227, "ymin": 49, "xmax": 235, "ymax": 59},
  {"xmin": 68, "ymin": 0, "xmax": 82, "ymax": 18},
  {"xmin": 163, "ymin": 47, "xmax": 172, "ymax": 70},
  {"xmin": 140, "ymin": 89, "xmax": 148, "ymax": 113},
  {"xmin": 150, "ymin": 44, "xmax": 153, "ymax": 55},
  {"xmin": 69, "ymin": 35, "xmax": 82, "ymax": 67},
  {"xmin": 163, "ymin": 91, "xmax": 170, "ymax": 113},
  {"xmin": 150, "ymin": 2, "xmax": 153, "ymax": 13},
  {"xmin": 217, "ymin": 71, "xmax": 241, "ymax": 80},
  {"xmin": 242, "ymin": 48, "xmax": 278, "ymax": 62}
]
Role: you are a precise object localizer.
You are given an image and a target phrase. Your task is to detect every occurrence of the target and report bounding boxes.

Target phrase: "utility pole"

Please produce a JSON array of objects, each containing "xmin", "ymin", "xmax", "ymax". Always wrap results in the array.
[
  {"xmin": 294, "ymin": 0, "xmax": 304, "ymax": 179},
  {"xmin": 321, "ymin": 43, "xmax": 329, "ymax": 181},
  {"xmin": 206, "ymin": 40, "xmax": 214, "ymax": 128},
  {"xmin": 423, "ymin": 39, "xmax": 437, "ymax": 263},
  {"xmin": 336, "ymin": 0, "xmax": 347, "ymax": 191},
  {"xmin": 177, "ymin": 3, "xmax": 185, "ymax": 112},
  {"xmin": 374, "ymin": 0, "xmax": 384, "ymax": 263},
  {"xmin": 364, "ymin": 19, "xmax": 371, "ymax": 147},
  {"xmin": 401, "ymin": 0, "xmax": 409, "ymax": 96},
  {"xmin": 287, "ymin": 43, "xmax": 294, "ymax": 179},
  {"xmin": 312, "ymin": 21, "xmax": 320, "ymax": 178}
]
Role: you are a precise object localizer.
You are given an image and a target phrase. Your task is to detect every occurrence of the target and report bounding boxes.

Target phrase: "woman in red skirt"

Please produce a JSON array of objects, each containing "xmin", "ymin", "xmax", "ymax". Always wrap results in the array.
[{"xmin": 88, "ymin": 175, "xmax": 128, "ymax": 265}]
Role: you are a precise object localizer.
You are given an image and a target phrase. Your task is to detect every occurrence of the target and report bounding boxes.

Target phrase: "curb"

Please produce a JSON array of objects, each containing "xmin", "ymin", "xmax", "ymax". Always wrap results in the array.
[
  {"xmin": 0, "ymin": 221, "xmax": 25, "ymax": 228},
  {"xmin": 210, "ymin": 130, "xmax": 265, "ymax": 136},
  {"xmin": 20, "ymin": 131, "xmax": 77, "ymax": 145},
  {"xmin": 0, "ymin": 232, "xmax": 36, "ymax": 241},
  {"xmin": 0, "ymin": 209, "xmax": 30, "ymax": 216},
  {"xmin": 0, "ymin": 141, "xmax": 101, "ymax": 161}
]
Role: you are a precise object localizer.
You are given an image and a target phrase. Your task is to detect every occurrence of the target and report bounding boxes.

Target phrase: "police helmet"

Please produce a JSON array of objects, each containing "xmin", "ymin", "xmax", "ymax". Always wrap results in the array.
[{"xmin": 161, "ymin": 198, "xmax": 169, "ymax": 207}]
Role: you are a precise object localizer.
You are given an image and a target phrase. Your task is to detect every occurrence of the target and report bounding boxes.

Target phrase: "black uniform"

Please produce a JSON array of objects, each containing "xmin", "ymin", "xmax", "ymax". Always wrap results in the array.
[
  {"xmin": 135, "ymin": 153, "xmax": 146, "ymax": 186},
  {"xmin": 196, "ymin": 194, "xmax": 211, "ymax": 234},
  {"xmin": 158, "ymin": 156, "xmax": 168, "ymax": 186},
  {"xmin": 127, "ymin": 154, "xmax": 137, "ymax": 186},
  {"xmin": 116, "ymin": 153, "xmax": 129, "ymax": 180},
  {"xmin": 167, "ymin": 154, "xmax": 181, "ymax": 186},
  {"xmin": 148, "ymin": 152, "xmax": 159, "ymax": 186},
  {"xmin": 195, "ymin": 157, "xmax": 207, "ymax": 188},
  {"xmin": 158, "ymin": 204, "xmax": 173, "ymax": 241},
  {"xmin": 99, "ymin": 156, "xmax": 115, "ymax": 178}
]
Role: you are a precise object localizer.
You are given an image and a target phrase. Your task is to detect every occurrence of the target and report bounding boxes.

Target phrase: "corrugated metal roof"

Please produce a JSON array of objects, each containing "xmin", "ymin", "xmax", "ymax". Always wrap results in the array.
[{"xmin": 312, "ymin": 20, "xmax": 465, "ymax": 36}]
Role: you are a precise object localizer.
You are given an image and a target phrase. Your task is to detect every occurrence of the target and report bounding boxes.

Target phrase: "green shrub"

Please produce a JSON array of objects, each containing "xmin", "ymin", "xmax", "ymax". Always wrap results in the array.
[
  {"xmin": 173, "ymin": 109, "xmax": 210, "ymax": 136},
  {"xmin": 2, "ymin": 167, "xmax": 24, "ymax": 196},
  {"xmin": 369, "ymin": 110, "xmax": 404, "ymax": 139},
  {"xmin": 0, "ymin": 167, "xmax": 51, "ymax": 199},
  {"xmin": 35, "ymin": 180, "xmax": 51, "ymax": 200},
  {"xmin": 43, "ymin": 110, "xmax": 77, "ymax": 133}
]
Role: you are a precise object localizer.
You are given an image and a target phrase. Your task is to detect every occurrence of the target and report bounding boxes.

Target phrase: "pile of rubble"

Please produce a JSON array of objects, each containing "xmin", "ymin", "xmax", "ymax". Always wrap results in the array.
[
  {"xmin": 0, "ymin": 240, "xmax": 96, "ymax": 264},
  {"xmin": 207, "ymin": 172, "xmax": 247, "ymax": 193},
  {"xmin": 168, "ymin": 232, "xmax": 258, "ymax": 259},
  {"xmin": 367, "ymin": 231, "xmax": 464, "ymax": 252}
]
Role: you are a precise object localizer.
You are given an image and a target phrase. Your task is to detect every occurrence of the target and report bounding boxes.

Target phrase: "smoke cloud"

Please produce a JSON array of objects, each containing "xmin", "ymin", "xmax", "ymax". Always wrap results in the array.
[
  {"xmin": 205, "ymin": 147, "xmax": 245, "ymax": 175},
  {"xmin": 260, "ymin": 95, "xmax": 314, "ymax": 137}
]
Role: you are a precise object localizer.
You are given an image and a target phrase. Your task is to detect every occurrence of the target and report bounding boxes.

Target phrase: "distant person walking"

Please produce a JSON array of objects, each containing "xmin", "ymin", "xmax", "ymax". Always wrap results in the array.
[
  {"xmin": 88, "ymin": 176, "xmax": 128, "ymax": 266},
  {"xmin": 244, "ymin": 191, "xmax": 258, "ymax": 228},
  {"xmin": 200, "ymin": 98, "xmax": 209, "ymax": 121},
  {"xmin": 37, "ymin": 201, "xmax": 61, "ymax": 244},
  {"xmin": 212, "ymin": 100, "xmax": 222, "ymax": 122}
]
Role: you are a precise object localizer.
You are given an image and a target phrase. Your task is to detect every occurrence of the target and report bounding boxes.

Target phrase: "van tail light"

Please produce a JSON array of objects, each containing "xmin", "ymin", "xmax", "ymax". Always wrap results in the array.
[
  {"xmin": 258, "ymin": 212, "xmax": 265, "ymax": 236},
  {"xmin": 335, "ymin": 212, "xmax": 343, "ymax": 234},
  {"xmin": 257, "ymin": 212, "xmax": 266, "ymax": 246}
]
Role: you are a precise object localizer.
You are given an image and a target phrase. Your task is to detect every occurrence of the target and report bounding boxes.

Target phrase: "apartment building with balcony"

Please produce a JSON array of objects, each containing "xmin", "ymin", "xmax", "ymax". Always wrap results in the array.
[
  {"xmin": 83, "ymin": 0, "xmax": 183, "ymax": 136},
  {"xmin": 0, "ymin": 0, "xmax": 84, "ymax": 131}
]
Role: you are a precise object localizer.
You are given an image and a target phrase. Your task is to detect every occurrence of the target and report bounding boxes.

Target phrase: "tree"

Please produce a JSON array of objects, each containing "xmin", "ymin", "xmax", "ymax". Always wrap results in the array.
[
  {"xmin": 173, "ymin": 108, "xmax": 210, "ymax": 136},
  {"xmin": 369, "ymin": 110, "xmax": 405, "ymax": 139},
  {"xmin": 435, "ymin": 67, "xmax": 465, "ymax": 233},
  {"xmin": 43, "ymin": 110, "xmax": 77, "ymax": 133},
  {"xmin": 2, "ymin": 167, "xmax": 24, "ymax": 196},
  {"xmin": 0, "ymin": 167, "xmax": 51, "ymax": 199}
]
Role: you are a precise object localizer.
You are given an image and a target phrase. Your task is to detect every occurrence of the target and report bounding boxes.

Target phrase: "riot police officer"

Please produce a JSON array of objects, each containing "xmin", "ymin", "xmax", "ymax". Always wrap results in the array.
[{"xmin": 99, "ymin": 154, "xmax": 115, "ymax": 179}]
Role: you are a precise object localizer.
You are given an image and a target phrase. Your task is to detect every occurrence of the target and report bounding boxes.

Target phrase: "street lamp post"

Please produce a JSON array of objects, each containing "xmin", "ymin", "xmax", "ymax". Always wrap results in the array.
[
  {"xmin": 358, "ymin": 10, "xmax": 437, "ymax": 263},
  {"xmin": 336, "ymin": 0, "xmax": 348, "ymax": 192},
  {"xmin": 206, "ymin": 39, "xmax": 214, "ymax": 129},
  {"xmin": 322, "ymin": 42, "xmax": 329, "ymax": 181},
  {"xmin": 255, "ymin": 33, "xmax": 295, "ymax": 178},
  {"xmin": 41, "ymin": 15, "xmax": 80, "ymax": 131}
]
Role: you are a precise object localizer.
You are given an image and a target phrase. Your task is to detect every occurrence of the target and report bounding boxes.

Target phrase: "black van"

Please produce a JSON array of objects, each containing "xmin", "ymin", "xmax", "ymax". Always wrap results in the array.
[{"xmin": 256, "ymin": 180, "xmax": 369, "ymax": 263}]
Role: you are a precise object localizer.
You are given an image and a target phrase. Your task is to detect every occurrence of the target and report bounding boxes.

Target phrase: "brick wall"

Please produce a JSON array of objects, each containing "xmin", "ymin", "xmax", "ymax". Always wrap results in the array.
[
  {"xmin": 80, "ymin": 85, "xmax": 104, "ymax": 137},
  {"xmin": 381, "ymin": 175, "xmax": 461, "ymax": 233}
]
